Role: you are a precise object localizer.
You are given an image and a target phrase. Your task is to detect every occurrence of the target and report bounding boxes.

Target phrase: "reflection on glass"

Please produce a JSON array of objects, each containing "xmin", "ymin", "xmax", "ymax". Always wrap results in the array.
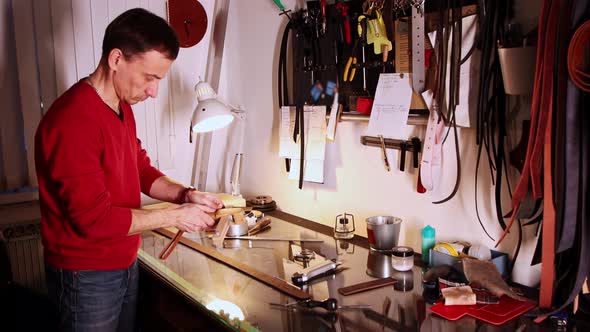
[
  {"xmin": 206, "ymin": 298, "xmax": 245, "ymax": 321},
  {"xmin": 335, "ymin": 238, "xmax": 355, "ymax": 255},
  {"xmin": 366, "ymin": 249, "xmax": 394, "ymax": 278}
]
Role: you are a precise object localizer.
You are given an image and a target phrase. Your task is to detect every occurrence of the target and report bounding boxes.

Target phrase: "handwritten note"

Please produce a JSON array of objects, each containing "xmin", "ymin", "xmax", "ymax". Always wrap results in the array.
[
  {"xmin": 281, "ymin": 106, "xmax": 327, "ymax": 183},
  {"xmin": 279, "ymin": 106, "xmax": 297, "ymax": 158},
  {"xmin": 366, "ymin": 73, "xmax": 413, "ymax": 139}
]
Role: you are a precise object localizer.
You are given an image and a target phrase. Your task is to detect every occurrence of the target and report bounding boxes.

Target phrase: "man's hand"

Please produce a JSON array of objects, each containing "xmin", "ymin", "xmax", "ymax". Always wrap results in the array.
[
  {"xmin": 172, "ymin": 190, "xmax": 223, "ymax": 233},
  {"xmin": 184, "ymin": 190, "xmax": 224, "ymax": 212},
  {"xmin": 172, "ymin": 203, "xmax": 218, "ymax": 233}
]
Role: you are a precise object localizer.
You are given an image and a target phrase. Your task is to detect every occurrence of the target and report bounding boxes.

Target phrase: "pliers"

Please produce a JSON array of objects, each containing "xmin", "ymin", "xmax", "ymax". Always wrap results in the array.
[{"xmin": 343, "ymin": 15, "xmax": 367, "ymax": 82}]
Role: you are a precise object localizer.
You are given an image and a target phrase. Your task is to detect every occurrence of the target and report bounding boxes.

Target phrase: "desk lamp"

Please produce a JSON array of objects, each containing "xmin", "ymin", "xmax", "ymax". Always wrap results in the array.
[{"xmin": 192, "ymin": 80, "xmax": 245, "ymax": 196}]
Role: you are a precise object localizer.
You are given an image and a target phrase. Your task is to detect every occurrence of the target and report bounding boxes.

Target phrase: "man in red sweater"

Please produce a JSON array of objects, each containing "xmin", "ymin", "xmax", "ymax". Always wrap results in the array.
[{"xmin": 34, "ymin": 8, "xmax": 221, "ymax": 332}]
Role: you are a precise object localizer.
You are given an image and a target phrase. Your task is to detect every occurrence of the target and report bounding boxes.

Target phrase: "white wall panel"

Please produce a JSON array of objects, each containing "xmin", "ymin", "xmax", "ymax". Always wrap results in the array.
[
  {"xmin": 89, "ymin": 0, "xmax": 108, "ymax": 66},
  {"xmin": 107, "ymin": 0, "xmax": 126, "ymax": 21},
  {"xmin": 51, "ymin": 0, "xmax": 78, "ymax": 94},
  {"xmin": 11, "ymin": 0, "xmax": 42, "ymax": 187},
  {"xmin": 32, "ymin": 0, "xmax": 57, "ymax": 114},
  {"xmin": 72, "ymin": 0, "xmax": 96, "ymax": 78},
  {"xmin": 0, "ymin": 0, "xmax": 27, "ymax": 190}
]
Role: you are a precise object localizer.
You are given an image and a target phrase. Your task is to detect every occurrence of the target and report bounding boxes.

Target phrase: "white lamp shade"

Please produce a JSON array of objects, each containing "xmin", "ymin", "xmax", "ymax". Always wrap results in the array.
[{"xmin": 191, "ymin": 98, "xmax": 235, "ymax": 133}]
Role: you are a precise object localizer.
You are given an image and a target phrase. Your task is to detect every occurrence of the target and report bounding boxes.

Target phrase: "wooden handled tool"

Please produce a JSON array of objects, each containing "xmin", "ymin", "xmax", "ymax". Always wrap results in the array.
[{"xmin": 248, "ymin": 216, "xmax": 272, "ymax": 235}]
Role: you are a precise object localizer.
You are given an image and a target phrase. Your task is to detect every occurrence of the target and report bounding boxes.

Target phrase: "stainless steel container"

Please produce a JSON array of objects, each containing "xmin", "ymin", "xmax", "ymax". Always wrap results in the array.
[
  {"xmin": 226, "ymin": 222, "xmax": 248, "ymax": 237},
  {"xmin": 366, "ymin": 216, "xmax": 402, "ymax": 251}
]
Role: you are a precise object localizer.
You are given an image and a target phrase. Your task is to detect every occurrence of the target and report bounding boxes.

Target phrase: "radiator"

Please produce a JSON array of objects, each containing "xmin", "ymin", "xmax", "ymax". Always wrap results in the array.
[{"xmin": 1, "ymin": 222, "xmax": 45, "ymax": 292}]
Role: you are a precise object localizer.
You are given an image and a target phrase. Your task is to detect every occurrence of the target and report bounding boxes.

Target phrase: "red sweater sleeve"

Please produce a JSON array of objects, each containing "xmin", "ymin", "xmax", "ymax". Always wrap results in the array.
[
  {"xmin": 43, "ymin": 116, "xmax": 132, "ymax": 239},
  {"xmin": 136, "ymin": 138, "xmax": 165, "ymax": 195}
]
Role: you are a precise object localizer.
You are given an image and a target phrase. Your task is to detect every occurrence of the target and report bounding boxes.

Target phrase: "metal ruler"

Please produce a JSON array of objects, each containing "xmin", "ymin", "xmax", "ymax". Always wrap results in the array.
[
  {"xmin": 155, "ymin": 228, "xmax": 311, "ymax": 300},
  {"xmin": 411, "ymin": 0, "xmax": 426, "ymax": 93}
]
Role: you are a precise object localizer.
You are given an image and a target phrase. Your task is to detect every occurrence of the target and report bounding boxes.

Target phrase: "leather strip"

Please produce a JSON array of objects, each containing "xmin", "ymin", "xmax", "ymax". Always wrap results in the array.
[
  {"xmin": 567, "ymin": 20, "xmax": 590, "ymax": 92},
  {"xmin": 155, "ymin": 228, "xmax": 311, "ymax": 300}
]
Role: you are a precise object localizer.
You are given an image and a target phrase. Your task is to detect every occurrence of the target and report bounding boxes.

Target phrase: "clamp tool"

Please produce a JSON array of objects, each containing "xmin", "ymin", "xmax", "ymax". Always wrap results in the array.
[{"xmin": 292, "ymin": 259, "xmax": 341, "ymax": 285}]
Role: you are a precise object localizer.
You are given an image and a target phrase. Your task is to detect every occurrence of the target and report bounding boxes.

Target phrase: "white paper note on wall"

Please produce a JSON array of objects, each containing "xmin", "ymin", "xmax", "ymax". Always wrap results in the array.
[
  {"xmin": 288, "ymin": 106, "xmax": 327, "ymax": 183},
  {"xmin": 279, "ymin": 106, "xmax": 298, "ymax": 158},
  {"xmin": 366, "ymin": 73, "xmax": 413, "ymax": 139}
]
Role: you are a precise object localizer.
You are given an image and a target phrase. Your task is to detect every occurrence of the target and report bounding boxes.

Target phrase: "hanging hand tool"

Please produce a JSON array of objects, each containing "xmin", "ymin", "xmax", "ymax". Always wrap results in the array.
[
  {"xmin": 358, "ymin": 14, "xmax": 369, "ymax": 89},
  {"xmin": 399, "ymin": 141, "xmax": 407, "ymax": 172},
  {"xmin": 411, "ymin": 137, "xmax": 421, "ymax": 168},
  {"xmin": 320, "ymin": 0, "xmax": 327, "ymax": 36},
  {"xmin": 336, "ymin": 2, "xmax": 351, "ymax": 44},
  {"xmin": 410, "ymin": 0, "xmax": 426, "ymax": 93},
  {"xmin": 366, "ymin": 10, "xmax": 392, "ymax": 63},
  {"xmin": 271, "ymin": 298, "xmax": 370, "ymax": 311},
  {"xmin": 272, "ymin": 0, "xmax": 292, "ymax": 18},
  {"xmin": 343, "ymin": 11, "xmax": 369, "ymax": 84},
  {"xmin": 343, "ymin": 14, "xmax": 366, "ymax": 83},
  {"xmin": 378, "ymin": 134, "xmax": 390, "ymax": 171}
]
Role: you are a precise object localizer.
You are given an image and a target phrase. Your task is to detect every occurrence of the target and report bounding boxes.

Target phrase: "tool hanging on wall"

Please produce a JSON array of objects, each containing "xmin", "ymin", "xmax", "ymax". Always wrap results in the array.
[{"xmin": 410, "ymin": 0, "xmax": 426, "ymax": 93}]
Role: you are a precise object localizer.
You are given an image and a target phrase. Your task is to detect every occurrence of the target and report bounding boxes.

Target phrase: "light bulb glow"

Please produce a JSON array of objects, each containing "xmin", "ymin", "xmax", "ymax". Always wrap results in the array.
[
  {"xmin": 206, "ymin": 299, "xmax": 245, "ymax": 321},
  {"xmin": 192, "ymin": 114, "xmax": 234, "ymax": 133}
]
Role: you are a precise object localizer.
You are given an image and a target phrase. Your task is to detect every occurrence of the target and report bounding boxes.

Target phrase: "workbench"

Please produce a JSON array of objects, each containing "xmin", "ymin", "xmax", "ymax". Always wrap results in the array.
[{"xmin": 137, "ymin": 208, "xmax": 564, "ymax": 331}]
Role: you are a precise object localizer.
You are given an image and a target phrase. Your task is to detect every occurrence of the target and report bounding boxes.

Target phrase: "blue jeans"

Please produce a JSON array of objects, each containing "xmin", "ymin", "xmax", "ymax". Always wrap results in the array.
[{"xmin": 45, "ymin": 260, "xmax": 139, "ymax": 332}]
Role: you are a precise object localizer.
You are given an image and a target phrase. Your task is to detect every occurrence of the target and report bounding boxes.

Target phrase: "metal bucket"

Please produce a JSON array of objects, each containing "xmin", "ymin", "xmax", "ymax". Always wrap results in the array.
[{"xmin": 366, "ymin": 216, "xmax": 402, "ymax": 251}]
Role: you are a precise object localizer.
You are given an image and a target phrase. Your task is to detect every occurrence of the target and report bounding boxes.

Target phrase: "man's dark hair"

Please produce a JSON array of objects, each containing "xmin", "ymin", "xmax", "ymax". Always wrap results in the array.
[{"xmin": 102, "ymin": 8, "xmax": 179, "ymax": 61}]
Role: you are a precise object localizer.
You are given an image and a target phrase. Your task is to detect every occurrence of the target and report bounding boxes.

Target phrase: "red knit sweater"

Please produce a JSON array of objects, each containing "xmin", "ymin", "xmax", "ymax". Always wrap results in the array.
[{"xmin": 35, "ymin": 81, "xmax": 164, "ymax": 270}]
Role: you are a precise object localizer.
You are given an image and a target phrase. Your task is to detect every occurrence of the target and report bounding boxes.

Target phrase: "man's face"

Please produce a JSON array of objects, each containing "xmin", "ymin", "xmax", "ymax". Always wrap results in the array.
[{"xmin": 112, "ymin": 50, "xmax": 173, "ymax": 105}]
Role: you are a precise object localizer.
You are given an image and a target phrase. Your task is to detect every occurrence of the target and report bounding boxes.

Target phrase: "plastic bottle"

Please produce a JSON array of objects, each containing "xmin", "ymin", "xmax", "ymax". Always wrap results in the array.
[{"xmin": 421, "ymin": 225, "xmax": 436, "ymax": 265}]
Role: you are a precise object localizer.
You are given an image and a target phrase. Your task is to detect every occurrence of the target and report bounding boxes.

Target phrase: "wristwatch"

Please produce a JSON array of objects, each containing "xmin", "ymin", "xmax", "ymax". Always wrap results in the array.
[{"xmin": 178, "ymin": 186, "xmax": 197, "ymax": 204}]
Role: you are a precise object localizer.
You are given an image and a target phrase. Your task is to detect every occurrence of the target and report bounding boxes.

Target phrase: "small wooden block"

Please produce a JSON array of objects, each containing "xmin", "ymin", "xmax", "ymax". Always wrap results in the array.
[
  {"xmin": 215, "ymin": 193, "xmax": 246, "ymax": 208},
  {"xmin": 211, "ymin": 207, "xmax": 244, "ymax": 220},
  {"xmin": 212, "ymin": 215, "xmax": 231, "ymax": 248}
]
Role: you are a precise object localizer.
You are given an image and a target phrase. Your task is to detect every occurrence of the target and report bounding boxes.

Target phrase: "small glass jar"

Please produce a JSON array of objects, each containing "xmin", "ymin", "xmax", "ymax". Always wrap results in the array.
[{"xmin": 391, "ymin": 246, "xmax": 414, "ymax": 271}]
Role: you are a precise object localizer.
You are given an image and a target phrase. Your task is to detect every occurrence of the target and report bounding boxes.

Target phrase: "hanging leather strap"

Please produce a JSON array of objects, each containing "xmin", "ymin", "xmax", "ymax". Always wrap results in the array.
[
  {"xmin": 558, "ymin": 3, "xmax": 590, "ymax": 254},
  {"xmin": 567, "ymin": 20, "xmax": 590, "ymax": 92},
  {"xmin": 495, "ymin": 0, "xmax": 562, "ymax": 309},
  {"xmin": 278, "ymin": 20, "xmax": 293, "ymax": 172}
]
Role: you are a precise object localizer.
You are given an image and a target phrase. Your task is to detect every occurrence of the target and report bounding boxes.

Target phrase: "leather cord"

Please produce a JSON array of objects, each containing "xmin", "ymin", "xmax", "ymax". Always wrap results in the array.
[
  {"xmin": 432, "ymin": 0, "xmax": 463, "ymax": 205},
  {"xmin": 278, "ymin": 20, "xmax": 293, "ymax": 172}
]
